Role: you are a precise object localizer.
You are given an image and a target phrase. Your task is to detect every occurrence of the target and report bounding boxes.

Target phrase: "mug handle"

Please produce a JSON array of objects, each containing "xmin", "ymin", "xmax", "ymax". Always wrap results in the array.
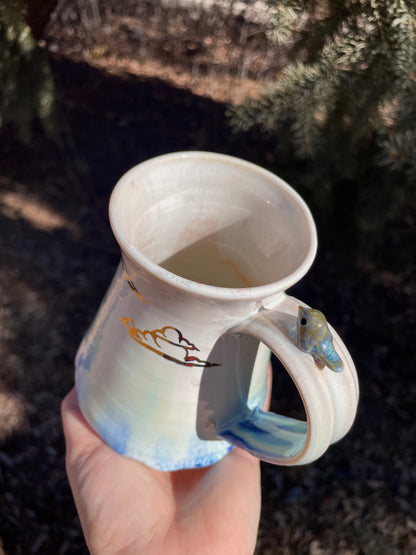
[{"xmin": 217, "ymin": 294, "xmax": 359, "ymax": 466}]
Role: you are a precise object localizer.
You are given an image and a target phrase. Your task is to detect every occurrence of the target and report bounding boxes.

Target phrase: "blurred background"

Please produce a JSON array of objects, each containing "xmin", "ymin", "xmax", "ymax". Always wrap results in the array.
[{"xmin": 0, "ymin": 1, "xmax": 415, "ymax": 553}]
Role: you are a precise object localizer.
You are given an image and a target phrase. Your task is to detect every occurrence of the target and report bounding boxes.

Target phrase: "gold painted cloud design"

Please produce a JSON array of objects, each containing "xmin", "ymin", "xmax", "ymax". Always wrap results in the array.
[
  {"xmin": 121, "ymin": 258, "xmax": 147, "ymax": 303},
  {"xmin": 121, "ymin": 317, "xmax": 220, "ymax": 368}
]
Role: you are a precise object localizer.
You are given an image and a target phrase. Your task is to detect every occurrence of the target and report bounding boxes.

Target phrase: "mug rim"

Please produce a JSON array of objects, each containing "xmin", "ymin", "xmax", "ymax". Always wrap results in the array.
[{"xmin": 109, "ymin": 151, "xmax": 317, "ymax": 301}]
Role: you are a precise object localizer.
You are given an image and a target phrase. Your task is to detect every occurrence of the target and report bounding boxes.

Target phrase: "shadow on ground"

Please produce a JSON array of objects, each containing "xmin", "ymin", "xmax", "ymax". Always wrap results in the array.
[{"xmin": 0, "ymin": 54, "xmax": 415, "ymax": 554}]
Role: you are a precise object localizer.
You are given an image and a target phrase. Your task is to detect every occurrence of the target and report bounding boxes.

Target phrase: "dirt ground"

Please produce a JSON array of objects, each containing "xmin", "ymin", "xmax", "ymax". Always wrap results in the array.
[{"xmin": 1, "ymin": 1, "xmax": 416, "ymax": 553}]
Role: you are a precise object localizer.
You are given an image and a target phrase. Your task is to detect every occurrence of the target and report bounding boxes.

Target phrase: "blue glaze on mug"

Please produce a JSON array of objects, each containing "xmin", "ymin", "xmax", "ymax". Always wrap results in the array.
[
  {"xmin": 96, "ymin": 416, "xmax": 131, "ymax": 457},
  {"xmin": 218, "ymin": 407, "xmax": 307, "ymax": 460}
]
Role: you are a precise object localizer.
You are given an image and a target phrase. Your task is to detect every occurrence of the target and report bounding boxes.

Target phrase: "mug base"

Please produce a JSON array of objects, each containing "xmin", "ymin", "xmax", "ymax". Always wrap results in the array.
[{"xmin": 76, "ymin": 377, "xmax": 235, "ymax": 472}]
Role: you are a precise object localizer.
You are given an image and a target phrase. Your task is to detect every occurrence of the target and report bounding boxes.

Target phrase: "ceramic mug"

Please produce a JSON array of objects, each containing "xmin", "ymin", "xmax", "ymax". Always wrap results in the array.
[{"xmin": 75, "ymin": 151, "xmax": 359, "ymax": 471}]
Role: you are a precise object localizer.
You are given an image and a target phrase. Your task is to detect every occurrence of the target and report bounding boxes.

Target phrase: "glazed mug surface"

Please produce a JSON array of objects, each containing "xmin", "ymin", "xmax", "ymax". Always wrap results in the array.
[{"xmin": 75, "ymin": 151, "xmax": 359, "ymax": 471}]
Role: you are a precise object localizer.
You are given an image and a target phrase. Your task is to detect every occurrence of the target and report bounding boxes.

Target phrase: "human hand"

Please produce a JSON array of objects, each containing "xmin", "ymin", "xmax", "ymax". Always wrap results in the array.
[{"xmin": 61, "ymin": 381, "xmax": 269, "ymax": 555}]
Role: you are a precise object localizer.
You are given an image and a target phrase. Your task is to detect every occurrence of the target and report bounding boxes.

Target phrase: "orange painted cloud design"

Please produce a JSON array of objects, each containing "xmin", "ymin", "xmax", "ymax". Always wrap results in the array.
[{"xmin": 121, "ymin": 317, "xmax": 220, "ymax": 368}]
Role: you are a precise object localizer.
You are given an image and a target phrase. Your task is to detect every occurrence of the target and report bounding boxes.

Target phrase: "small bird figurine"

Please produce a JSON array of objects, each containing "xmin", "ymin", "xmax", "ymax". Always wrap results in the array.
[{"xmin": 296, "ymin": 306, "xmax": 344, "ymax": 373}]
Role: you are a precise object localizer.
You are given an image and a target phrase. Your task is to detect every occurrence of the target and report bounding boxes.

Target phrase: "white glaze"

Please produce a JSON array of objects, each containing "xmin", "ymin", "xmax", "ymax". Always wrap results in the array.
[{"xmin": 75, "ymin": 152, "xmax": 358, "ymax": 470}]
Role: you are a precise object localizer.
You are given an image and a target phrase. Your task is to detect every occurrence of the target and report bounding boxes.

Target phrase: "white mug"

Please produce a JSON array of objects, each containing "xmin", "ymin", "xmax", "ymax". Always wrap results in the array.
[{"xmin": 75, "ymin": 152, "xmax": 359, "ymax": 471}]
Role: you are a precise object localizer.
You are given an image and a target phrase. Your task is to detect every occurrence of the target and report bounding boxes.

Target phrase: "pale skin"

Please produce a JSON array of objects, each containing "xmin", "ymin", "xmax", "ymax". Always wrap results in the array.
[{"xmin": 61, "ymin": 366, "xmax": 272, "ymax": 555}]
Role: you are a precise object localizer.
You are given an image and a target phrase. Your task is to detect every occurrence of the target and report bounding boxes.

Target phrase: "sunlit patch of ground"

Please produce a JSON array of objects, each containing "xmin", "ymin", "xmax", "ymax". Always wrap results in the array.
[
  {"xmin": 0, "ymin": 186, "xmax": 80, "ymax": 235},
  {"xmin": 85, "ymin": 53, "xmax": 265, "ymax": 104},
  {"xmin": 0, "ymin": 392, "xmax": 26, "ymax": 441},
  {"xmin": 46, "ymin": 2, "xmax": 284, "ymax": 105}
]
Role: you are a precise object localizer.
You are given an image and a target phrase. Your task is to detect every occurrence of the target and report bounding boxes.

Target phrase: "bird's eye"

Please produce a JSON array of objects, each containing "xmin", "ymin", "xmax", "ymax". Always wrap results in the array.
[{"xmin": 301, "ymin": 318, "xmax": 307, "ymax": 326}]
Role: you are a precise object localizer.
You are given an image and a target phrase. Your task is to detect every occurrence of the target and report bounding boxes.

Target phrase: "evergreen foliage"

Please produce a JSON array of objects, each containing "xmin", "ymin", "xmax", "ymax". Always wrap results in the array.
[
  {"xmin": 0, "ymin": 0, "xmax": 55, "ymax": 140},
  {"xmin": 230, "ymin": 0, "xmax": 416, "ymax": 240}
]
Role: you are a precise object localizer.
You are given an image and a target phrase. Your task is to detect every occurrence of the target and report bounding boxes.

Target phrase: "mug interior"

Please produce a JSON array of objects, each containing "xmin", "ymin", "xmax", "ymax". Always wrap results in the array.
[{"xmin": 110, "ymin": 152, "xmax": 316, "ymax": 290}]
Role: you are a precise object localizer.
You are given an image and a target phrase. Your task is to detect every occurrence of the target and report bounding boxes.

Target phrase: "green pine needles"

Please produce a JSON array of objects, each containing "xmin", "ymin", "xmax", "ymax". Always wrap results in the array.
[
  {"xmin": 230, "ymin": 0, "xmax": 416, "ymax": 234},
  {"xmin": 0, "ymin": 0, "xmax": 55, "ymax": 140}
]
